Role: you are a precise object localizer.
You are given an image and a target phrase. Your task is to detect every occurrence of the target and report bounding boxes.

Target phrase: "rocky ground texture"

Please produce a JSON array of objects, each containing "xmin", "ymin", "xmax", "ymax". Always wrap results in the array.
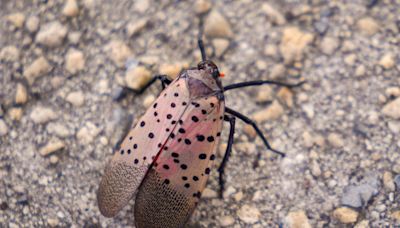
[{"xmin": 1, "ymin": 0, "xmax": 400, "ymax": 227}]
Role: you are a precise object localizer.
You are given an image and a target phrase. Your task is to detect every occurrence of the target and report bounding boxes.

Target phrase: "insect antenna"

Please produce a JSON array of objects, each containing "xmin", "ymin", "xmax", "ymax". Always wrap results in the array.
[{"xmin": 198, "ymin": 17, "xmax": 207, "ymax": 61}]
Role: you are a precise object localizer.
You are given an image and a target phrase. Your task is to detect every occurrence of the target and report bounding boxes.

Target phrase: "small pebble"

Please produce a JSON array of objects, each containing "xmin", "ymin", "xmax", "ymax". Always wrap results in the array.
[
  {"xmin": 327, "ymin": 133, "xmax": 344, "ymax": 148},
  {"xmin": 277, "ymin": 87, "xmax": 293, "ymax": 108},
  {"xmin": 126, "ymin": 19, "xmax": 148, "ymax": 37},
  {"xmin": 36, "ymin": 21, "xmax": 68, "ymax": 47},
  {"xmin": 355, "ymin": 65, "xmax": 366, "ymax": 77},
  {"xmin": 269, "ymin": 64, "xmax": 286, "ymax": 79},
  {"xmin": 24, "ymin": 56, "xmax": 52, "ymax": 85},
  {"xmin": 25, "ymin": 16, "xmax": 40, "ymax": 33},
  {"xmin": 212, "ymin": 38, "xmax": 230, "ymax": 58},
  {"xmin": 6, "ymin": 13, "xmax": 25, "ymax": 28},
  {"xmin": 125, "ymin": 66, "xmax": 152, "ymax": 90},
  {"xmin": 284, "ymin": 210, "xmax": 312, "ymax": 228},
  {"xmin": 256, "ymin": 86, "xmax": 273, "ymax": 103},
  {"xmin": 233, "ymin": 191, "xmax": 243, "ymax": 201},
  {"xmin": 261, "ymin": 3, "xmax": 286, "ymax": 25},
  {"xmin": 219, "ymin": 215, "xmax": 235, "ymax": 227},
  {"xmin": 195, "ymin": 0, "xmax": 212, "ymax": 15},
  {"xmin": 0, "ymin": 120, "xmax": 8, "ymax": 136},
  {"xmin": 382, "ymin": 97, "xmax": 400, "ymax": 119},
  {"xmin": 385, "ymin": 87, "xmax": 400, "ymax": 98},
  {"xmin": 302, "ymin": 131, "xmax": 314, "ymax": 148},
  {"xmin": 46, "ymin": 123, "xmax": 71, "ymax": 138},
  {"xmin": 8, "ymin": 108, "xmax": 23, "ymax": 121},
  {"xmin": 159, "ymin": 63, "xmax": 188, "ymax": 79},
  {"xmin": 237, "ymin": 205, "xmax": 261, "ymax": 224},
  {"xmin": 15, "ymin": 83, "xmax": 28, "ymax": 104},
  {"xmin": 47, "ymin": 217, "xmax": 59, "ymax": 227},
  {"xmin": 202, "ymin": 188, "xmax": 218, "ymax": 198},
  {"xmin": 344, "ymin": 54, "xmax": 357, "ymax": 66},
  {"xmin": 357, "ymin": 17, "xmax": 380, "ymax": 35},
  {"xmin": 333, "ymin": 207, "xmax": 359, "ymax": 224},
  {"xmin": 68, "ymin": 31, "xmax": 81, "ymax": 44},
  {"xmin": 311, "ymin": 160, "xmax": 322, "ymax": 177},
  {"xmin": 62, "ymin": 0, "xmax": 79, "ymax": 17},
  {"xmin": 392, "ymin": 211, "xmax": 400, "ymax": 221},
  {"xmin": 243, "ymin": 125, "xmax": 256, "ymax": 139},
  {"xmin": 30, "ymin": 106, "xmax": 57, "ymax": 124},
  {"xmin": 383, "ymin": 171, "xmax": 395, "ymax": 191},
  {"xmin": 66, "ymin": 91, "xmax": 85, "ymax": 107},
  {"xmin": 252, "ymin": 100, "xmax": 284, "ymax": 122},
  {"xmin": 280, "ymin": 26, "xmax": 314, "ymax": 64},
  {"xmin": 319, "ymin": 36, "xmax": 339, "ymax": 55},
  {"xmin": 302, "ymin": 104, "xmax": 315, "ymax": 119},
  {"xmin": 264, "ymin": 44, "xmax": 278, "ymax": 57},
  {"xmin": 204, "ymin": 10, "xmax": 233, "ymax": 38},
  {"xmin": 49, "ymin": 155, "xmax": 59, "ymax": 164},
  {"xmin": 378, "ymin": 53, "xmax": 395, "ymax": 70},
  {"xmin": 354, "ymin": 220, "xmax": 369, "ymax": 228},
  {"xmin": 341, "ymin": 175, "xmax": 380, "ymax": 208},
  {"xmin": 0, "ymin": 46, "xmax": 20, "ymax": 62},
  {"xmin": 65, "ymin": 49, "xmax": 85, "ymax": 74},
  {"xmin": 76, "ymin": 122, "xmax": 100, "ymax": 144},
  {"xmin": 105, "ymin": 40, "xmax": 133, "ymax": 67},
  {"xmin": 39, "ymin": 140, "xmax": 65, "ymax": 156}
]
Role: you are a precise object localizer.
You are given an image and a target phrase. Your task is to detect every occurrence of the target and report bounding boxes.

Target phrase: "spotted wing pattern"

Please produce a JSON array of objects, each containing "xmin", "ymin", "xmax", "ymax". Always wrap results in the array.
[
  {"xmin": 97, "ymin": 77, "xmax": 190, "ymax": 217},
  {"xmin": 134, "ymin": 94, "xmax": 225, "ymax": 228}
]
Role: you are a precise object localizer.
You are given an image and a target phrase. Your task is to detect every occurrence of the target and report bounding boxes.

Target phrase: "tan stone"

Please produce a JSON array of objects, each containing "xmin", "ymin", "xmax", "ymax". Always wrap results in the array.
[
  {"xmin": 285, "ymin": 210, "xmax": 312, "ymax": 228},
  {"xmin": 280, "ymin": 27, "xmax": 314, "ymax": 64},
  {"xmin": 357, "ymin": 17, "xmax": 379, "ymax": 35},
  {"xmin": 333, "ymin": 207, "xmax": 359, "ymax": 224},
  {"xmin": 62, "ymin": 0, "xmax": 79, "ymax": 17},
  {"xmin": 6, "ymin": 13, "xmax": 25, "ymax": 28},
  {"xmin": 382, "ymin": 97, "xmax": 400, "ymax": 119},
  {"xmin": 65, "ymin": 49, "xmax": 85, "ymax": 74},
  {"xmin": 125, "ymin": 66, "xmax": 152, "ymax": 90},
  {"xmin": 204, "ymin": 10, "xmax": 233, "ymax": 38},
  {"xmin": 39, "ymin": 140, "xmax": 65, "ymax": 156},
  {"xmin": 24, "ymin": 57, "xmax": 52, "ymax": 85},
  {"xmin": 36, "ymin": 21, "xmax": 68, "ymax": 47},
  {"xmin": 0, "ymin": 46, "xmax": 20, "ymax": 62},
  {"xmin": 253, "ymin": 100, "xmax": 284, "ymax": 122},
  {"xmin": 105, "ymin": 40, "xmax": 133, "ymax": 67},
  {"xmin": 159, "ymin": 62, "xmax": 188, "ymax": 79}
]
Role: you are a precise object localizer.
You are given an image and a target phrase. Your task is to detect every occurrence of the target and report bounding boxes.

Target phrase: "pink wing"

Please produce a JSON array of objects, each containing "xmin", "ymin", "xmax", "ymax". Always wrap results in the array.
[
  {"xmin": 97, "ymin": 77, "xmax": 190, "ymax": 217},
  {"xmin": 134, "ymin": 94, "xmax": 225, "ymax": 227}
]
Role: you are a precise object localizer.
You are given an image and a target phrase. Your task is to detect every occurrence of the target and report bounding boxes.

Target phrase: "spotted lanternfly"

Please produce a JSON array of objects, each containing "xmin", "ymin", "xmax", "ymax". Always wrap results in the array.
[{"xmin": 97, "ymin": 33, "xmax": 304, "ymax": 227}]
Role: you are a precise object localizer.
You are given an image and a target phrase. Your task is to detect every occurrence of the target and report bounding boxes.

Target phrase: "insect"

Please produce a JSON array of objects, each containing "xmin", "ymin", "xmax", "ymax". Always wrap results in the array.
[{"xmin": 97, "ymin": 32, "xmax": 304, "ymax": 228}]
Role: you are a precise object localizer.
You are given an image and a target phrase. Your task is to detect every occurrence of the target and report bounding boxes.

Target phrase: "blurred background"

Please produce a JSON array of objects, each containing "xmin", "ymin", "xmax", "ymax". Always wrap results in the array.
[{"xmin": 1, "ymin": 0, "xmax": 400, "ymax": 227}]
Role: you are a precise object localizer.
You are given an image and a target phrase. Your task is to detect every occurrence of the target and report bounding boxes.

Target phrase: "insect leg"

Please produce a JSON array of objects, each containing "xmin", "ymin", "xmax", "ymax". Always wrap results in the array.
[
  {"xmin": 224, "ymin": 80, "xmax": 305, "ymax": 92},
  {"xmin": 217, "ymin": 115, "xmax": 236, "ymax": 198},
  {"xmin": 225, "ymin": 107, "xmax": 285, "ymax": 167}
]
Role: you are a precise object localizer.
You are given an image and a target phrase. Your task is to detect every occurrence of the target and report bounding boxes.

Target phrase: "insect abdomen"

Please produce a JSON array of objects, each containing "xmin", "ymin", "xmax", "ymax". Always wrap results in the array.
[{"xmin": 134, "ymin": 169, "xmax": 193, "ymax": 228}]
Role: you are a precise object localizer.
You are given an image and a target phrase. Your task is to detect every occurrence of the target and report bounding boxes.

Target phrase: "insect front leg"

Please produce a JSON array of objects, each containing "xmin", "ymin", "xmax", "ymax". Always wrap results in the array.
[
  {"xmin": 217, "ymin": 115, "xmax": 236, "ymax": 198},
  {"xmin": 225, "ymin": 107, "xmax": 285, "ymax": 168}
]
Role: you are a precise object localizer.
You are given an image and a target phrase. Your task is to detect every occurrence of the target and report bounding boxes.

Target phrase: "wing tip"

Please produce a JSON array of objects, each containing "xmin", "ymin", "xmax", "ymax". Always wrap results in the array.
[{"xmin": 97, "ymin": 160, "xmax": 147, "ymax": 218}]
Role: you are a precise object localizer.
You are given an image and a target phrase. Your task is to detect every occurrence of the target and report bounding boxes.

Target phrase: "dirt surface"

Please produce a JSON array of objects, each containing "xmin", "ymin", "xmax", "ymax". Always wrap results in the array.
[{"xmin": 1, "ymin": 0, "xmax": 400, "ymax": 227}]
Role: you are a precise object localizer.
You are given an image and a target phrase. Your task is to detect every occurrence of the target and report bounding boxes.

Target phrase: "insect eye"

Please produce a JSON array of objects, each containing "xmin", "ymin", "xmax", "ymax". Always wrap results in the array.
[{"xmin": 212, "ymin": 71, "xmax": 219, "ymax": 78}]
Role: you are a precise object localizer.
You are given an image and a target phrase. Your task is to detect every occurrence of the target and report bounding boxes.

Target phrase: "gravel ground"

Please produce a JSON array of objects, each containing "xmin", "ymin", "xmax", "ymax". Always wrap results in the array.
[{"xmin": 1, "ymin": 0, "xmax": 400, "ymax": 227}]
